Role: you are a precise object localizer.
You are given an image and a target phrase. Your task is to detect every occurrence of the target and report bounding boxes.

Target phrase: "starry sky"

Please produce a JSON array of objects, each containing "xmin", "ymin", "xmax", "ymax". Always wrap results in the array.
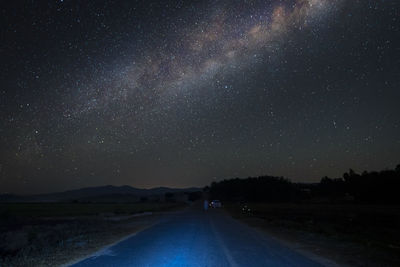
[{"xmin": 1, "ymin": 0, "xmax": 399, "ymax": 194}]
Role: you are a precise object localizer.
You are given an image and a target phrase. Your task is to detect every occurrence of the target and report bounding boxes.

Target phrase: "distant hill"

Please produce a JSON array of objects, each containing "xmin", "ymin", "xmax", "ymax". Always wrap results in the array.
[{"xmin": 0, "ymin": 185, "xmax": 202, "ymax": 203}]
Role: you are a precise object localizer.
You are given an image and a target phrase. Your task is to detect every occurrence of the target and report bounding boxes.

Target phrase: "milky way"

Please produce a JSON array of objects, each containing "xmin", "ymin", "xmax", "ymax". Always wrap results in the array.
[
  {"xmin": 72, "ymin": 0, "xmax": 340, "ymax": 117},
  {"xmin": 1, "ymin": 0, "xmax": 399, "ymax": 193}
]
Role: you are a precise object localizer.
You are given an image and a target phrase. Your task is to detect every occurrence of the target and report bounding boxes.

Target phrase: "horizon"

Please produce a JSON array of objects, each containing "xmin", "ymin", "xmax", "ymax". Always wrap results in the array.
[
  {"xmin": 0, "ymin": 183, "xmax": 204, "ymax": 196},
  {"xmin": 3, "ymin": 164, "xmax": 399, "ymax": 195}
]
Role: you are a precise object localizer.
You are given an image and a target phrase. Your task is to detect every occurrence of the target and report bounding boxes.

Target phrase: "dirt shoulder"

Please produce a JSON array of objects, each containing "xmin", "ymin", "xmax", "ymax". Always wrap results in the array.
[
  {"xmin": 62, "ymin": 214, "xmax": 159, "ymax": 266},
  {"xmin": 225, "ymin": 203, "xmax": 400, "ymax": 267},
  {"xmin": 0, "ymin": 214, "xmax": 158, "ymax": 267},
  {"xmin": 238, "ymin": 216, "xmax": 363, "ymax": 266},
  {"xmin": 0, "ymin": 203, "xmax": 185, "ymax": 266}
]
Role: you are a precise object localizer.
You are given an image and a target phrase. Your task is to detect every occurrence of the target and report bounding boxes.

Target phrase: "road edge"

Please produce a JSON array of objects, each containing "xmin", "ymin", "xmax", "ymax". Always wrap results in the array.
[
  {"xmin": 224, "ymin": 210, "xmax": 343, "ymax": 267},
  {"xmin": 61, "ymin": 222, "xmax": 158, "ymax": 267}
]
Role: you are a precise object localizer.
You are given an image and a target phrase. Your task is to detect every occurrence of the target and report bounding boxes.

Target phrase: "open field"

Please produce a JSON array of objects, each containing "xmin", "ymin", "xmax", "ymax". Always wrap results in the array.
[
  {"xmin": 226, "ymin": 202, "xmax": 400, "ymax": 266},
  {"xmin": 0, "ymin": 202, "xmax": 183, "ymax": 217},
  {"xmin": 0, "ymin": 202, "xmax": 185, "ymax": 266}
]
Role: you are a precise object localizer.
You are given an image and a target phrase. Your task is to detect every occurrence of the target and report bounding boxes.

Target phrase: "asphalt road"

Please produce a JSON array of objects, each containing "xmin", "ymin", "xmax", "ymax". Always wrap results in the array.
[{"xmin": 71, "ymin": 208, "xmax": 322, "ymax": 267}]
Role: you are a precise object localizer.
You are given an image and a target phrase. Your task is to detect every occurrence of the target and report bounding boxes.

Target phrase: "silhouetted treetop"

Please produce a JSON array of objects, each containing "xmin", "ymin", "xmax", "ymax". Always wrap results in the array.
[{"xmin": 208, "ymin": 165, "xmax": 400, "ymax": 204}]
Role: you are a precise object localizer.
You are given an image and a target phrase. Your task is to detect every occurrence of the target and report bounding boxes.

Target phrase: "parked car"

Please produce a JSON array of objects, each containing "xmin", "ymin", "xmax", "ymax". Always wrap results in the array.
[{"xmin": 210, "ymin": 200, "xmax": 222, "ymax": 208}]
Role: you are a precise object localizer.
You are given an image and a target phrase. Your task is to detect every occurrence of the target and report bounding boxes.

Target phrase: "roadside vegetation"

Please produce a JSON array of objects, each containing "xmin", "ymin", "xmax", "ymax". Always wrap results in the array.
[
  {"xmin": 207, "ymin": 164, "xmax": 400, "ymax": 204},
  {"xmin": 225, "ymin": 202, "xmax": 400, "ymax": 266},
  {"xmin": 208, "ymin": 165, "xmax": 400, "ymax": 266},
  {"xmin": 0, "ymin": 202, "xmax": 185, "ymax": 266},
  {"xmin": 0, "ymin": 202, "xmax": 183, "ymax": 218}
]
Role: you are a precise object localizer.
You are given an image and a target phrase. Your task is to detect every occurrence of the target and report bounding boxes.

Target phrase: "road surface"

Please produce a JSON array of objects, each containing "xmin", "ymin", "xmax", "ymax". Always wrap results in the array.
[{"xmin": 71, "ymin": 209, "xmax": 323, "ymax": 267}]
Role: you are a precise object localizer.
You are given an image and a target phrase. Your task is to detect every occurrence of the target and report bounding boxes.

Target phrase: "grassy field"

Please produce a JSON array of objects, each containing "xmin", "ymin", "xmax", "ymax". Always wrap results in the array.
[
  {"xmin": 226, "ymin": 202, "xmax": 400, "ymax": 266},
  {"xmin": 0, "ymin": 202, "xmax": 185, "ymax": 266},
  {"xmin": 0, "ymin": 202, "xmax": 183, "ymax": 218}
]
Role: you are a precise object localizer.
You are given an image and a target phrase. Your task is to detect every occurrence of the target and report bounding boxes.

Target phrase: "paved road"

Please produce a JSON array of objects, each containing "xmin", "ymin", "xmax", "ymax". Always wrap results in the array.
[{"xmin": 71, "ymin": 209, "xmax": 322, "ymax": 267}]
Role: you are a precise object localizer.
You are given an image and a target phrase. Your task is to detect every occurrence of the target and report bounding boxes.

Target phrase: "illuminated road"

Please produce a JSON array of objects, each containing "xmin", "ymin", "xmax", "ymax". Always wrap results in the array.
[{"xmin": 71, "ymin": 209, "xmax": 322, "ymax": 267}]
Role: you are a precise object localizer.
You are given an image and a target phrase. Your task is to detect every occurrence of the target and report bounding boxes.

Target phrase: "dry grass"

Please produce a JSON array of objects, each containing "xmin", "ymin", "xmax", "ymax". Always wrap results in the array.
[
  {"xmin": 0, "ymin": 202, "xmax": 184, "ymax": 266},
  {"xmin": 0, "ymin": 202, "xmax": 182, "ymax": 217},
  {"xmin": 226, "ymin": 202, "xmax": 400, "ymax": 266}
]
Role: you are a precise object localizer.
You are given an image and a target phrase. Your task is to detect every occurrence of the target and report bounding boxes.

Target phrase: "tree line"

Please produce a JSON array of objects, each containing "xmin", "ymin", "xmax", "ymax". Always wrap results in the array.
[{"xmin": 207, "ymin": 164, "xmax": 400, "ymax": 204}]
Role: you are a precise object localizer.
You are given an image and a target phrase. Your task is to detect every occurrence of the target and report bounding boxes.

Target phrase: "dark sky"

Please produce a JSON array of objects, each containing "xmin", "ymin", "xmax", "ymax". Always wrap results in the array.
[{"xmin": 1, "ymin": 0, "xmax": 399, "ymax": 194}]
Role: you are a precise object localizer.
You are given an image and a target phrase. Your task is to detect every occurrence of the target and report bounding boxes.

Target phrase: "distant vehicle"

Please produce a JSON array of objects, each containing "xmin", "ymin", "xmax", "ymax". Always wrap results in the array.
[
  {"xmin": 210, "ymin": 200, "xmax": 222, "ymax": 208},
  {"xmin": 241, "ymin": 204, "xmax": 251, "ymax": 213}
]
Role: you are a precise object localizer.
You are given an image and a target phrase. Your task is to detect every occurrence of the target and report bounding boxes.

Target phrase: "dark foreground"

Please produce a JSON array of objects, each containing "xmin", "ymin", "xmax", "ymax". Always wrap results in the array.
[{"xmin": 71, "ymin": 208, "xmax": 322, "ymax": 267}]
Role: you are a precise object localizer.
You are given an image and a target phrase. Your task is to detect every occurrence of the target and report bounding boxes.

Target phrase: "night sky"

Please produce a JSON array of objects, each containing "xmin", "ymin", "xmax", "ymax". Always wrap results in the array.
[{"xmin": 1, "ymin": 0, "xmax": 399, "ymax": 194}]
